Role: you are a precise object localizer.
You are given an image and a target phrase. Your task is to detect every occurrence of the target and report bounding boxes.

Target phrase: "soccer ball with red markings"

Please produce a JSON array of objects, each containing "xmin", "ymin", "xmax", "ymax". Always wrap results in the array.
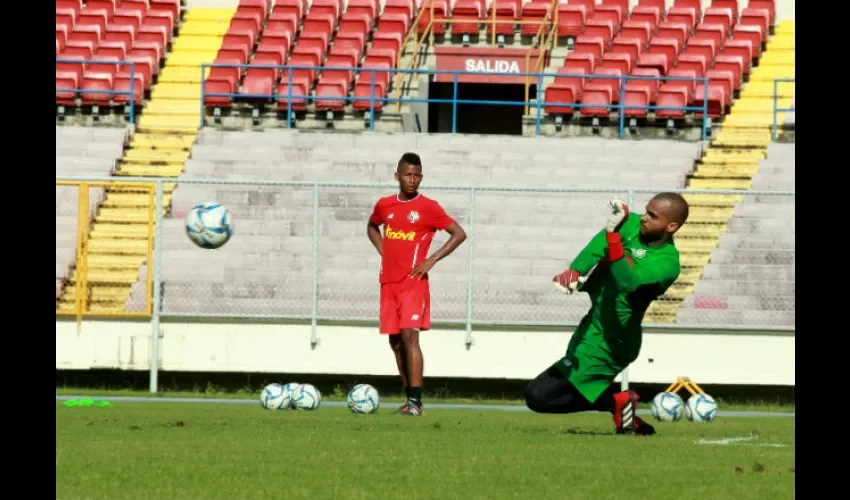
[{"xmin": 185, "ymin": 202, "xmax": 233, "ymax": 249}]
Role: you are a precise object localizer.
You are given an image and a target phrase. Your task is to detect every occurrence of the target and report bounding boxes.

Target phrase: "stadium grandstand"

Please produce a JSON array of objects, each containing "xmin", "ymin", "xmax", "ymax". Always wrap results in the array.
[{"xmin": 56, "ymin": 0, "xmax": 794, "ymax": 329}]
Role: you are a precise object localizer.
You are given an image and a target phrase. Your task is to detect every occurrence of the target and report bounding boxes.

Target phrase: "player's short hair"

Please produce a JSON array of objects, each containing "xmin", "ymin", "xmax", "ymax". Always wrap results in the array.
[
  {"xmin": 397, "ymin": 152, "xmax": 422, "ymax": 171},
  {"xmin": 652, "ymin": 192, "xmax": 689, "ymax": 225}
]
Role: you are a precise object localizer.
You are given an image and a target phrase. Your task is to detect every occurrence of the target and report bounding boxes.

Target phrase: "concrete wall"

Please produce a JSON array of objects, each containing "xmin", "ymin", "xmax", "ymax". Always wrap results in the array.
[{"xmin": 56, "ymin": 318, "xmax": 795, "ymax": 386}]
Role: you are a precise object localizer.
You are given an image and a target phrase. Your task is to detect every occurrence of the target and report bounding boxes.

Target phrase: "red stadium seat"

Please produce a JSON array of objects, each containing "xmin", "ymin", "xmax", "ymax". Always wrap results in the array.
[
  {"xmin": 654, "ymin": 87, "xmax": 688, "ymax": 119},
  {"xmin": 418, "ymin": 0, "xmax": 448, "ymax": 35},
  {"xmin": 520, "ymin": 2, "xmax": 550, "ymax": 37},
  {"xmin": 622, "ymin": 85, "xmax": 652, "ymax": 118},
  {"xmin": 543, "ymin": 67, "xmax": 588, "ymax": 116},
  {"xmin": 486, "ymin": 0, "xmax": 522, "ymax": 38},
  {"xmin": 557, "ymin": 5, "xmax": 587, "ymax": 39}
]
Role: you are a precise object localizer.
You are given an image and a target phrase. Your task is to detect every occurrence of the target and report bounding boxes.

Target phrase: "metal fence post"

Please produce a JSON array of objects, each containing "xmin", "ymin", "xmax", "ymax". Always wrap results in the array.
[
  {"xmin": 619, "ymin": 188, "xmax": 636, "ymax": 392},
  {"xmin": 310, "ymin": 184, "xmax": 320, "ymax": 348},
  {"xmin": 464, "ymin": 188, "xmax": 477, "ymax": 348},
  {"xmin": 149, "ymin": 179, "xmax": 164, "ymax": 393}
]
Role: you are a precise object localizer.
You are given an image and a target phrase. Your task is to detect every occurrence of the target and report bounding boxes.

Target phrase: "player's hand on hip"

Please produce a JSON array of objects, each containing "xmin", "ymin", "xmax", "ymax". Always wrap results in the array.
[
  {"xmin": 553, "ymin": 269, "xmax": 583, "ymax": 294},
  {"xmin": 605, "ymin": 198, "xmax": 629, "ymax": 232},
  {"xmin": 409, "ymin": 259, "xmax": 434, "ymax": 280}
]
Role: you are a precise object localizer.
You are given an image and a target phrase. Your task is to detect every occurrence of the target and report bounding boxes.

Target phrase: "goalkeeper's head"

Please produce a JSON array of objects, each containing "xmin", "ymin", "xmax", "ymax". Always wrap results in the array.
[{"xmin": 640, "ymin": 192, "xmax": 689, "ymax": 242}]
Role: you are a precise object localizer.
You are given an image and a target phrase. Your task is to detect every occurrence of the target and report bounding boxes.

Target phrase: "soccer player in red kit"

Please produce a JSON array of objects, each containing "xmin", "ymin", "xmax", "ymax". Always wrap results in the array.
[{"xmin": 367, "ymin": 152, "xmax": 467, "ymax": 416}]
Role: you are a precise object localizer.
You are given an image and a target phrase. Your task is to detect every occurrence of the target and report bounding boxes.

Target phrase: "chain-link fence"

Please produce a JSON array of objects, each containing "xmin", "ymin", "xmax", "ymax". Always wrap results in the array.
[
  {"xmin": 148, "ymin": 179, "xmax": 794, "ymax": 329},
  {"xmin": 55, "ymin": 180, "xmax": 155, "ymax": 318}
]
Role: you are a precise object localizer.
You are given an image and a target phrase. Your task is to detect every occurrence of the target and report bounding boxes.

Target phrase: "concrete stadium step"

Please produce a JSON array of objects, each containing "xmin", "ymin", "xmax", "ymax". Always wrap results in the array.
[
  {"xmin": 164, "ymin": 50, "xmax": 221, "ymax": 67},
  {"xmin": 101, "ymin": 192, "xmax": 153, "ymax": 207},
  {"xmin": 702, "ymin": 148, "xmax": 765, "ymax": 161},
  {"xmin": 675, "ymin": 238, "xmax": 720, "ymax": 252},
  {"xmin": 130, "ymin": 134, "xmax": 196, "ymax": 151},
  {"xmin": 711, "ymin": 131, "xmax": 772, "ymax": 148},
  {"xmin": 142, "ymin": 100, "xmax": 203, "ymax": 116},
  {"xmin": 758, "ymin": 50, "xmax": 795, "ymax": 67},
  {"xmin": 68, "ymin": 268, "xmax": 140, "ymax": 283},
  {"xmin": 171, "ymin": 36, "xmax": 225, "ymax": 53},
  {"xmin": 122, "ymin": 149, "xmax": 191, "ymax": 163},
  {"xmin": 676, "ymin": 223, "xmax": 727, "ymax": 238},
  {"xmin": 775, "ymin": 20, "xmax": 794, "ymax": 35},
  {"xmin": 96, "ymin": 207, "xmax": 155, "ymax": 223},
  {"xmin": 158, "ymin": 66, "xmax": 213, "ymax": 85},
  {"xmin": 150, "ymin": 82, "xmax": 204, "ymax": 100},
  {"xmin": 740, "ymin": 81, "xmax": 795, "ymax": 99},
  {"xmin": 84, "ymin": 254, "xmax": 147, "ymax": 269},
  {"xmin": 87, "ymin": 238, "xmax": 149, "ymax": 254},
  {"xmin": 691, "ymin": 166, "xmax": 759, "ymax": 178},
  {"xmin": 61, "ymin": 284, "xmax": 133, "ymax": 302},
  {"xmin": 688, "ymin": 178, "xmax": 752, "ymax": 190},
  {"xmin": 184, "ymin": 8, "xmax": 236, "ymax": 21},
  {"xmin": 90, "ymin": 223, "xmax": 152, "ymax": 238},
  {"xmin": 178, "ymin": 20, "xmax": 231, "ymax": 37},
  {"xmin": 138, "ymin": 113, "xmax": 199, "ymax": 131},
  {"xmin": 677, "ymin": 268, "xmax": 704, "ymax": 283},
  {"xmin": 682, "ymin": 193, "xmax": 742, "ymax": 207},
  {"xmin": 679, "ymin": 253, "xmax": 711, "ymax": 267},
  {"xmin": 115, "ymin": 164, "xmax": 185, "ymax": 177}
]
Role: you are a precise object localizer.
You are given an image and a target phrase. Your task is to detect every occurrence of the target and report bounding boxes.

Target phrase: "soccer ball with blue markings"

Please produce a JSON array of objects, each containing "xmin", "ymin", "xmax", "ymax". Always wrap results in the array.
[
  {"xmin": 347, "ymin": 384, "xmax": 380, "ymax": 414},
  {"xmin": 261, "ymin": 383, "xmax": 292, "ymax": 410},
  {"xmin": 185, "ymin": 202, "xmax": 233, "ymax": 249},
  {"xmin": 686, "ymin": 393, "xmax": 718, "ymax": 423},
  {"xmin": 650, "ymin": 392, "xmax": 685, "ymax": 422},
  {"xmin": 291, "ymin": 383, "xmax": 322, "ymax": 411}
]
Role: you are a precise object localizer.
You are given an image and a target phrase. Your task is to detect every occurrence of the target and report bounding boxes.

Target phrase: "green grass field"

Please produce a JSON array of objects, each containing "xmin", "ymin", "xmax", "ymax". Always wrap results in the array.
[{"xmin": 56, "ymin": 389, "xmax": 795, "ymax": 499}]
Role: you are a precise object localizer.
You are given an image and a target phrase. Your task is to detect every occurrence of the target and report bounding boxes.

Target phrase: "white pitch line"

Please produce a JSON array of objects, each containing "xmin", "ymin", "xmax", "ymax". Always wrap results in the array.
[{"xmin": 695, "ymin": 434, "xmax": 788, "ymax": 447}]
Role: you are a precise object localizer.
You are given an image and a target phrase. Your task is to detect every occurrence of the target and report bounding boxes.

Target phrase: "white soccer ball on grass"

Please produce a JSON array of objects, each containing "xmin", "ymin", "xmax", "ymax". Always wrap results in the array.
[
  {"xmin": 347, "ymin": 384, "xmax": 381, "ymax": 414},
  {"xmin": 291, "ymin": 383, "xmax": 322, "ymax": 410},
  {"xmin": 650, "ymin": 391, "xmax": 685, "ymax": 422},
  {"xmin": 260, "ymin": 383, "xmax": 291, "ymax": 410},
  {"xmin": 685, "ymin": 393, "xmax": 718, "ymax": 423}
]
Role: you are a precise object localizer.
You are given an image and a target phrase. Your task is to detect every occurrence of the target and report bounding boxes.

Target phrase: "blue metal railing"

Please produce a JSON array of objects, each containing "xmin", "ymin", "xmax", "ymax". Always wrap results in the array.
[
  {"xmin": 55, "ymin": 59, "xmax": 138, "ymax": 124},
  {"xmin": 199, "ymin": 63, "xmax": 712, "ymax": 139},
  {"xmin": 772, "ymin": 77, "xmax": 795, "ymax": 141}
]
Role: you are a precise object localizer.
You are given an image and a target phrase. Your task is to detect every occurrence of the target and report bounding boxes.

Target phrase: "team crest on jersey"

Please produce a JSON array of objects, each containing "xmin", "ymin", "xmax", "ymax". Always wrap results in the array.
[
  {"xmin": 407, "ymin": 210, "xmax": 420, "ymax": 223},
  {"xmin": 631, "ymin": 248, "xmax": 647, "ymax": 259}
]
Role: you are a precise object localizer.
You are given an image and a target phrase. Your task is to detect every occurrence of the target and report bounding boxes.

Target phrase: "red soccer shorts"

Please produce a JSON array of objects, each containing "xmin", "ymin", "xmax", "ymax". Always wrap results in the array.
[{"xmin": 379, "ymin": 276, "xmax": 431, "ymax": 334}]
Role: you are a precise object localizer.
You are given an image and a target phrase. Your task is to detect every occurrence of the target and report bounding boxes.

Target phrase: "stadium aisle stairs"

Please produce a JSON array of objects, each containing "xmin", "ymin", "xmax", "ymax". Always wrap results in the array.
[
  {"xmin": 645, "ymin": 20, "xmax": 795, "ymax": 323},
  {"xmin": 57, "ymin": 8, "xmax": 235, "ymax": 314}
]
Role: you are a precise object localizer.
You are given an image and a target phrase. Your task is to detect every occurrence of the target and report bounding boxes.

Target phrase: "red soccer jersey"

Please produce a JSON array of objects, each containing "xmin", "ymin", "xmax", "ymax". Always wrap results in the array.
[{"xmin": 370, "ymin": 193, "xmax": 456, "ymax": 284}]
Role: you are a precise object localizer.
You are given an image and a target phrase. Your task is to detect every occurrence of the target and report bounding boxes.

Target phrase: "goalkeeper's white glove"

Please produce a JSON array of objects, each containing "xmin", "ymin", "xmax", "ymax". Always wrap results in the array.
[
  {"xmin": 605, "ymin": 198, "xmax": 630, "ymax": 233},
  {"xmin": 552, "ymin": 270, "xmax": 588, "ymax": 294}
]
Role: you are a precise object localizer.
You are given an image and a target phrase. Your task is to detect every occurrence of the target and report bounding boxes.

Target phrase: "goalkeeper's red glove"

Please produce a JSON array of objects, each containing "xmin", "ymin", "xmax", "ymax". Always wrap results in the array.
[{"xmin": 552, "ymin": 269, "xmax": 586, "ymax": 294}]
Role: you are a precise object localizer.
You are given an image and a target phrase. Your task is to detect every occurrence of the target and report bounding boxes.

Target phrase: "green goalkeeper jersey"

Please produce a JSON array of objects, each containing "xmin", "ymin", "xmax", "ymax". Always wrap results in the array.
[{"xmin": 555, "ymin": 213, "xmax": 681, "ymax": 403}]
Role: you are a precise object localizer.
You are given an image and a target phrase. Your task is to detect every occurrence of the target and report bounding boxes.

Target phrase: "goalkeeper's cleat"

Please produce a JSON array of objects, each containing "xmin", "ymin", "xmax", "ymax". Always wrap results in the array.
[
  {"xmin": 613, "ymin": 390, "xmax": 640, "ymax": 435},
  {"xmin": 632, "ymin": 416, "xmax": 656, "ymax": 436},
  {"xmin": 396, "ymin": 400, "xmax": 424, "ymax": 416}
]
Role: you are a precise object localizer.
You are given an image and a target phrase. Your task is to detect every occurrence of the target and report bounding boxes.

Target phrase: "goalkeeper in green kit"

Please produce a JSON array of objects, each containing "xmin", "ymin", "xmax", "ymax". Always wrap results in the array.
[{"xmin": 523, "ymin": 193, "xmax": 689, "ymax": 436}]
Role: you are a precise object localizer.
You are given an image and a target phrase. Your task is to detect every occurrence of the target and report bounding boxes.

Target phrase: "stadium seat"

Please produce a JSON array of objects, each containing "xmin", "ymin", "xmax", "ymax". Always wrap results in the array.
[{"xmin": 55, "ymin": 0, "xmax": 174, "ymax": 110}]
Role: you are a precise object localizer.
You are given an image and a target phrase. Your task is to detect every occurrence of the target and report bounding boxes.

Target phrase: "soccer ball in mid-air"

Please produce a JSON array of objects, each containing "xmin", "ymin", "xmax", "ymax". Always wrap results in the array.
[
  {"xmin": 685, "ymin": 393, "xmax": 718, "ymax": 423},
  {"xmin": 291, "ymin": 383, "xmax": 322, "ymax": 410},
  {"xmin": 650, "ymin": 391, "xmax": 685, "ymax": 422},
  {"xmin": 347, "ymin": 384, "xmax": 381, "ymax": 414},
  {"xmin": 260, "ymin": 383, "xmax": 292, "ymax": 410},
  {"xmin": 185, "ymin": 202, "xmax": 233, "ymax": 249}
]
